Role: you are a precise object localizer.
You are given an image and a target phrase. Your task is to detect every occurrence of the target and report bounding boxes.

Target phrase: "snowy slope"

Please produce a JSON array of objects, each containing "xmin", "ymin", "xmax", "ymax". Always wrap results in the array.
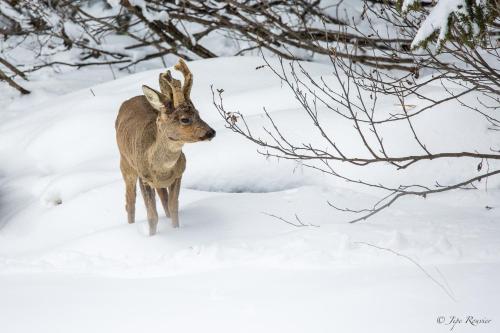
[{"xmin": 0, "ymin": 57, "xmax": 499, "ymax": 333}]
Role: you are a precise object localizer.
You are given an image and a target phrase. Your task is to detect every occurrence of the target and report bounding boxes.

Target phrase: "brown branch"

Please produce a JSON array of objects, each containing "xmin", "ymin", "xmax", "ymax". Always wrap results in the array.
[
  {"xmin": 0, "ymin": 57, "xmax": 27, "ymax": 80},
  {"xmin": 344, "ymin": 169, "xmax": 500, "ymax": 223},
  {"xmin": 0, "ymin": 68, "xmax": 30, "ymax": 94}
]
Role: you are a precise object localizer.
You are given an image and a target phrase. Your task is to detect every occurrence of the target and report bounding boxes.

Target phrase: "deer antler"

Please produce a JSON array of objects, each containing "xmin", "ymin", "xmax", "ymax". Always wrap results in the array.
[
  {"xmin": 174, "ymin": 58, "xmax": 192, "ymax": 100},
  {"xmin": 162, "ymin": 70, "xmax": 185, "ymax": 108},
  {"xmin": 160, "ymin": 59, "xmax": 192, "ymax": 108},
  {"xmin": 158, "ymin": 72, "xmax": 173, "ymax": 103}
]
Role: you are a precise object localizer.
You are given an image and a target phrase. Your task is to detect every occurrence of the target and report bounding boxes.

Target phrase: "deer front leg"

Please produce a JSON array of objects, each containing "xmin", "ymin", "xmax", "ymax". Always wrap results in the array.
[
  {"xmin": 157, "ymin": 188, "xmax": 170, "ymax": 218},
  {"xmin": 120, "ymin": 158, "xmax": 137, "ymax": 224},
  {"xmin": 168, "ymin": 177, "xmax": 182, "ymax": 228},
  {"xmin": 139, "ymin": 179, "xmax": 158, "ymax": 236}
]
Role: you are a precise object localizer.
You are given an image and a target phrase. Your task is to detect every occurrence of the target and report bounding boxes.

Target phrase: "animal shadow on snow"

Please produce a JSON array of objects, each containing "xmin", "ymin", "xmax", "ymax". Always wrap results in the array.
[{"xmin": 174, "ymin": 203, "xmax": 223, "ymax": 231}]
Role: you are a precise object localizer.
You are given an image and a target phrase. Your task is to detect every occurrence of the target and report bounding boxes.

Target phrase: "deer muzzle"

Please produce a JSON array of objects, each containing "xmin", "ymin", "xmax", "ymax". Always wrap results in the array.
[{"xmin": 201, "ymin": 128, "xmax": 216, "ymax": 141}]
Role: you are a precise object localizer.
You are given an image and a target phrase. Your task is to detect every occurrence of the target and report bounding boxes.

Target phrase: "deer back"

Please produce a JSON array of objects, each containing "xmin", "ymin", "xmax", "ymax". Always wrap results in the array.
[{"xmin": 116, "ymin": 95, "xmax": 155, "ymax": 165}]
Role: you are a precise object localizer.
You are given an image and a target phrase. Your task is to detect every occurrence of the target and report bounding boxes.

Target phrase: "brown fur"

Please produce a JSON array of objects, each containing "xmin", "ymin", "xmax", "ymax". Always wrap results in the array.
[{"xmin": 115, "ymin": 59, "xmax": 215, "ymax": 235}]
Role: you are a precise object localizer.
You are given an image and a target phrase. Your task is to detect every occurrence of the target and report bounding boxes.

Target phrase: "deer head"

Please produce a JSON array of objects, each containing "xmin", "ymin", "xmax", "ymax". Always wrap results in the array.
[{"xmin": 142, "ymin": 59, "xmax": 216, "ymax": 143}]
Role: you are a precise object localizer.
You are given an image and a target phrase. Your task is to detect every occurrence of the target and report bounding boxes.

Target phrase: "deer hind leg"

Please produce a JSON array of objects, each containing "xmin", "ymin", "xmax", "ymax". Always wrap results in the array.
[
  {"xmin": 120, "ymin": 158, "xmax": 137, "ymax": 224},
  {"xmin": 139, "ymin": 179, "xmax": 158, "ymax": 236},
  {"xmin": 157, "ymin": 188, "xmax": 170, "ymax": 218},
  {"xmin": 168, "ymin": 177, "xmax": 181, "ymax": 228}
]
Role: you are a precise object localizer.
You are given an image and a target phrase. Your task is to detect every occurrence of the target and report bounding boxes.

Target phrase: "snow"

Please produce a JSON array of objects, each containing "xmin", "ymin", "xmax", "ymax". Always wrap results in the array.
[
  {"xmin": 128, "ymin": 0, "xmax": 169, "ymax": 22},
  {"xmin": 401, "ymin": 0, "xmax": 418, "ymax": 12},
  {"xmin": 0, "ymin": 56, "xmax": 499, "ymax": 332}
]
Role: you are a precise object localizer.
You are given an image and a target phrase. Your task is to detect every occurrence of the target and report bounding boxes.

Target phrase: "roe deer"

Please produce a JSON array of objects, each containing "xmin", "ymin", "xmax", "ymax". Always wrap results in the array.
[{"xmin": 115, "ymin": 59, "xmax": 215, "ymax": 235}]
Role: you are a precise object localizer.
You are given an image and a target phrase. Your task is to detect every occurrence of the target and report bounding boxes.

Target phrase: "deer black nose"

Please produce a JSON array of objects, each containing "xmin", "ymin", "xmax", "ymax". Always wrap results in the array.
[{"xmin": 206, "ymin": 129, "xmax": 216, "ymax": 140}]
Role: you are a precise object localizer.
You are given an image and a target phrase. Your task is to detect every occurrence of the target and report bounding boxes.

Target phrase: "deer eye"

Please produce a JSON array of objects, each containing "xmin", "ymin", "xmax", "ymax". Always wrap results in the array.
[{"xmin": 180, "ymin": 117, "xmax": 192, "ymax": 125}]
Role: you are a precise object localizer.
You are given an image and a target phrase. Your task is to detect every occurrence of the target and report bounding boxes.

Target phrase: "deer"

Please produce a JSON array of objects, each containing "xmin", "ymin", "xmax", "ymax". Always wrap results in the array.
[{"xmin": 115, "ymin": 59, "xmax": 215, "ymax": 236}]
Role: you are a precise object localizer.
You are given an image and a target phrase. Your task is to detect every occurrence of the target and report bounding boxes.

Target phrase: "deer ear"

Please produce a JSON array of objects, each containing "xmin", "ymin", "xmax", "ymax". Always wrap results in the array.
[{"xmin": 142, "ymin": 85, "xmax": 171, "ymax": 113}]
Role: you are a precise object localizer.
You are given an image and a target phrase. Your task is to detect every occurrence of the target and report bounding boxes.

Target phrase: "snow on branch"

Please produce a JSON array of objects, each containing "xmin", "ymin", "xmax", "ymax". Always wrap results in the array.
[{"xmin": 410, "ymin": 0, "xmax": 493, "ymax": 49}]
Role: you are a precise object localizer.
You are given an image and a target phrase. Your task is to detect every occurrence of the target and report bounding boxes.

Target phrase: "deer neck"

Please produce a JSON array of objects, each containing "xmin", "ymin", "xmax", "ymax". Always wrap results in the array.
[{"xmin": 147, "ymin": 130, "xmax": 184, "ymax": 171}]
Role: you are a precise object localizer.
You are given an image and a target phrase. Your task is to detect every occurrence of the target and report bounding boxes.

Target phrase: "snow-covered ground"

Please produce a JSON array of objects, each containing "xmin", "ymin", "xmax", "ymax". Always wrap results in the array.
[{"xmin": 0, "ymin": 57, "xmax": 499, "ymax": 332}]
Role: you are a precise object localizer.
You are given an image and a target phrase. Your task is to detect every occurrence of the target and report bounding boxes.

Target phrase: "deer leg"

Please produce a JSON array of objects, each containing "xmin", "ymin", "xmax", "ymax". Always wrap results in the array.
[
  {"xmin": 157, "ymin": 188, "xmax": 170, "ymax": 218},
  {"xmin": 168, "ymin": 177, "xmax": 181, "ymax": 228},
  {"xmin": 120, "ymin": 158, "xmax": 137, "ymax": 224},
  {"xmin": 139, "ymin": 179, "xmax": 158, "ymax": 236}
]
